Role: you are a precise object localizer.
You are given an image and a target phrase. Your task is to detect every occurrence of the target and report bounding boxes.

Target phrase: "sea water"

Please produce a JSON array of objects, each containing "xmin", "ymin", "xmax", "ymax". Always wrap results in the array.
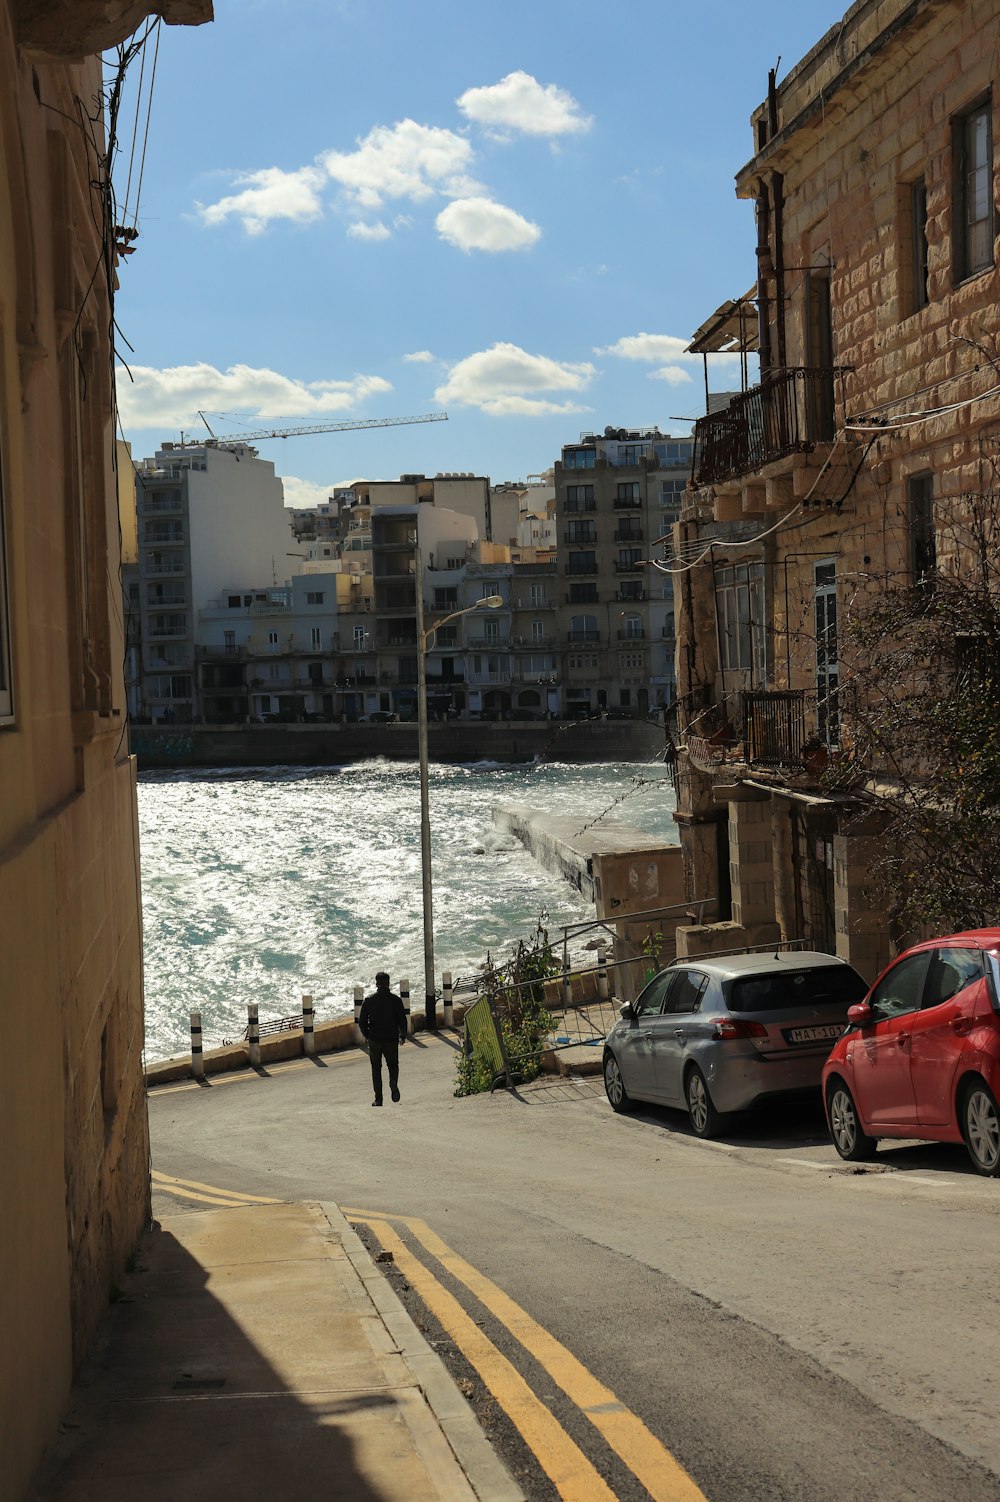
[{"xmin": 137, "ymin": 758, "xmax": 677, "ymax": 1061}]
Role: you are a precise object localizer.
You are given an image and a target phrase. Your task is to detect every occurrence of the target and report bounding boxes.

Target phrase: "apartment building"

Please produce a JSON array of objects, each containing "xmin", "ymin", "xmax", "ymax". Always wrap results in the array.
[
  {"xmin": 672, "ymin": 0, "xmax": 1000, "ymax": 977},
  {"xmin": 553, "ymin": 427, "xmax": 693, "ymax": 717},
  {"xmin": 0, "ymin": 3, "xmax": 211, "ymax": 1497},
  {"xmin": 133, "ymin": 440, "xmax": 297, "ymax": 722}
]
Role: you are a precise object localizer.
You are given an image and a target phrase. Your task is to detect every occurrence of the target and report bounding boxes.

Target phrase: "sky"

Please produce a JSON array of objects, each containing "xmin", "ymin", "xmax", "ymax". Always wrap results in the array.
[{"xmin": 112, "ymin": 0, "xmax": 850, "ymax": 508}]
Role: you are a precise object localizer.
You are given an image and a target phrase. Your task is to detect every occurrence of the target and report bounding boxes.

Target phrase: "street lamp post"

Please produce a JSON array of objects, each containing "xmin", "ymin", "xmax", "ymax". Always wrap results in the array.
[{"xmin": 414, "ymin": 547, "xmax": 502, "ymax": 1029}]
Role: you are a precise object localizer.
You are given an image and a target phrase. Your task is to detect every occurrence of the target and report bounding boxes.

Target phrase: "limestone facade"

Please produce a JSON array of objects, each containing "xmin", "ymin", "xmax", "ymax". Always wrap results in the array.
[
  {"xmin": 0, "ymin": 3, "xmax": 210, "ymax": 1497},
  {"xmin": 673, "ymin": 0, "xmax": 1000, "ymax": 978}
]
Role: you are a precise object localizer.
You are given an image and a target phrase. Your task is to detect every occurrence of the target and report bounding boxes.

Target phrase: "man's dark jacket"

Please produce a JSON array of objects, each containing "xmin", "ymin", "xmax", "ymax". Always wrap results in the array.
[{"xmin": 359, "ymin": 986, "xmax": 407, "ymax": 1044}]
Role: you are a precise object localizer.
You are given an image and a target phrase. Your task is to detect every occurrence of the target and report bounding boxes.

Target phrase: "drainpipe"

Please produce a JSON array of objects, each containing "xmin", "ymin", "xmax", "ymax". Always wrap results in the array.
[
  {"xmin": 772, "ymin": 171, "xmax": 787, "ymax": 374},
  {"xmin": 755, "ymin": 182, "xmax": 773, "ymax": 378}
]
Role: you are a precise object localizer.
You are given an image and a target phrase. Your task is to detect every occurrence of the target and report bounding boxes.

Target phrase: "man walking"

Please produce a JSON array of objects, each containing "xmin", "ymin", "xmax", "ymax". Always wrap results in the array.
[{"xmin": 359, "ymin": 972, "xmax": 407, "ymax": 1107}]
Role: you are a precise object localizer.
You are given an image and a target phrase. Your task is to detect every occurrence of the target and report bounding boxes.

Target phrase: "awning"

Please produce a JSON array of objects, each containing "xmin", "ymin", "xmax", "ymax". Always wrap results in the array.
[{"xmin": 686, "ymin": 291, "xmax": 760, "ymax": 355}]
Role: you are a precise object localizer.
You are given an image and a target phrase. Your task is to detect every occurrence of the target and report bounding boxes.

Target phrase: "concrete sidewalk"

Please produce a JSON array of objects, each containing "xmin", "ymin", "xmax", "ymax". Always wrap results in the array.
[{"xmin": 31, "ymin": 1201, "xmax": 522, "ymax": 1502}]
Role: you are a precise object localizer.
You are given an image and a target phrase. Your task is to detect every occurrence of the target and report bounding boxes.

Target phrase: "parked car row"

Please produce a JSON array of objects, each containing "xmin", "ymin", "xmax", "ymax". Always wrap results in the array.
[{"xmin": 602, "ymin": 929, "xmax": 1000, "ymax": 1177}]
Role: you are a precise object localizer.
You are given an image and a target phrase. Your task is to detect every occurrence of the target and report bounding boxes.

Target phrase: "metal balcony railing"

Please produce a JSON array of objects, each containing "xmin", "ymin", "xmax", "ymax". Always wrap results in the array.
[
  {"xmin": 692, "ymin": 366, "xmax": 845, "ymax": 487},
  {"xmin": 741, "ymin": 688, "xmax": 806, "ymax": 768}
]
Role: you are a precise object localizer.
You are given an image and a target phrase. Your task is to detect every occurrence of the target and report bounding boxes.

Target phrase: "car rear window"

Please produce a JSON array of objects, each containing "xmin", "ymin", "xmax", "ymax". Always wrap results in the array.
[{"xmin": 727, "ymin": 965, "xmax": 868, "ymax": 1013}]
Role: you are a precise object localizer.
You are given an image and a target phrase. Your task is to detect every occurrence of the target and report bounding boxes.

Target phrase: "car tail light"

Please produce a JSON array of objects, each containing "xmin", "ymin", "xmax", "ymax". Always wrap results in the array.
[{"xmin": 712, "ymin": 1018, "xmax": 769, "ymax": 1040}]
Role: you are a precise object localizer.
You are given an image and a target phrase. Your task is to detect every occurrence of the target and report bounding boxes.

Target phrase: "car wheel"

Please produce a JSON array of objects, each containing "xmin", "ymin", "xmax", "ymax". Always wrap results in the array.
[
  {"xmin": 827, "ymin": 1079, "xmax": 877, "ymax": 1162},
  {"xmin": 685, "ymin": 1066, "xmax": 725, "ymax": 1138},
  {"xmin": 962, "ymin": 1079, "xmax": 1000, "ymax": 1177},
  {"xmin": 603, "ymin": 1052, "xmax": 633, "ymax": 1113}
]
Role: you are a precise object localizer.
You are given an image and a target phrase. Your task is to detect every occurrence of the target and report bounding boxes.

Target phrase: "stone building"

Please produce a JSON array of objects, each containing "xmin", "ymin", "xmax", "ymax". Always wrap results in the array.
[
  {"xmin": 0, "ymin": 4, "xmax": 211, "ymax": 1497},
  {"xmin": 673, "ymin": 0, "xmax": 1000, "ymax": 979}
]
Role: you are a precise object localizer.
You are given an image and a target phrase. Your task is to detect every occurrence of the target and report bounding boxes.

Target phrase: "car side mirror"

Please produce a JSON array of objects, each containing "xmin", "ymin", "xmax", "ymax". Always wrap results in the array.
[
  {"xmin": 848, "ymin": 1001, "xmax": 873, "ymax": 1026},
  {"xmin": 619, "ymin": 1001, "xmax": 636, "ymax": 1021}
]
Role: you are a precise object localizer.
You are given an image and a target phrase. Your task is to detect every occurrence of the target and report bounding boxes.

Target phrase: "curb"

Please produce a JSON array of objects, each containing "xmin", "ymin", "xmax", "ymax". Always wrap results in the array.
[{"xmin": 321, "ymin": 1202, "xmax": 525, "ymax": 1502}]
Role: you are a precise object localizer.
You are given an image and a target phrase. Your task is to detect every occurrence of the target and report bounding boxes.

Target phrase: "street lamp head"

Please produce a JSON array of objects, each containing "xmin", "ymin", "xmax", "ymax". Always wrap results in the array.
[{"xmin": 480, "ymin": 595, "xmax": 503, "ymax": 609}]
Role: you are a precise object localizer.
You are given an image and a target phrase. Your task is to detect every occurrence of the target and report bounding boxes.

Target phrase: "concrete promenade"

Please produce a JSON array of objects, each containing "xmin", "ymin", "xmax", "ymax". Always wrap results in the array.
[{"xmin": 30, "ymin": 1198, "xmax": 522, "ymax": 1502}]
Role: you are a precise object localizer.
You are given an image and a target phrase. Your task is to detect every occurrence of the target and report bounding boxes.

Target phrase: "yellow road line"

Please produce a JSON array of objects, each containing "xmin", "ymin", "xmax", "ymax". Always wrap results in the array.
[
  {"xmin": 347, "ymin": 1208, "xmax": 706, "ymax": 1502},
  {"xmin": 149, "ymin": 1060, "xmax": 310, "ymax": 1096},
  {"xmin": 153, "ymin": 1171, "xmax": 282, "ymax": 1207},
  {"xmin": 152, "ymin": 1183, "xmax": 256, "ymax": 1207},
  {"xmin": 354, "ymin": 1216, "xmax": 617, "ymax": 1502}
]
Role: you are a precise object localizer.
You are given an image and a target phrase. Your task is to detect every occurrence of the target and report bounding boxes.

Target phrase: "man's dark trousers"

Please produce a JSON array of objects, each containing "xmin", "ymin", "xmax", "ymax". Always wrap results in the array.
[{"xmin": 370, "ymin": 1038, "xmax": 399, "ymax": 1104}]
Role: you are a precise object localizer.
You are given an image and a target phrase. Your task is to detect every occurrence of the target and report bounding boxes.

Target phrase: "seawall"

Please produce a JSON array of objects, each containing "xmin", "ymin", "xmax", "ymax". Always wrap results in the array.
[
  {"xmin": 494, "ymin": 804, "xmax": 674, "ymax": 902},
  {"xmin": 130, "ymin": 718, "xmax": 667, "ymax": 769}
]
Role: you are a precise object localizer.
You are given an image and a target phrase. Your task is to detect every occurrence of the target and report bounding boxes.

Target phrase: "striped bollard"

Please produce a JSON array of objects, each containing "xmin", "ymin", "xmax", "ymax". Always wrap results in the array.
[
  {"xmin": 302, "ymin": 993, "xmax": 315, "ymax": 1056},
  {"xmin": 400, "ymin": 976, "xmax": 412, "ymax": 1035},
  {"xmin": 597, "ymin": 940, "xmax": 610, "ymax": 1001},
  {"xmin": 442, "ymin": 970, "xmax": 454, "ymax": 1029},
  {"xmin": 190, "ymin": 1010, "xmax": 204, "ymax": 1079},
  {"xmin": 354, "ymin": 984, "xmax": 364, "ymax": 1045},
  {"xmin": 562, "ymin": 952, "xmax": 572, "ymax": 1010},
  {"xmin": 248, "ymin": 1002, "xmax": 260, "ymax": 1067}
]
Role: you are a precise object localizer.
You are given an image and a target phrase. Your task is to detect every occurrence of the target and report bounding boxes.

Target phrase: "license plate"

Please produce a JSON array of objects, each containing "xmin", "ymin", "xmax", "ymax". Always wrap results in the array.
[{"xmin": 786, "ymin": 1023, "xmax": 844, "ymax": 1044}]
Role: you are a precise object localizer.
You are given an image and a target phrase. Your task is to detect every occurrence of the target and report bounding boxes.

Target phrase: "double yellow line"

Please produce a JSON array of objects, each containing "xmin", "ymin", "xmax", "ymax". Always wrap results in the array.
[
  {"xmin": 149, "ymin": 1059, "xmax": 312, "ymax": 1096},
  {"xmin": 150, "ymin": 1170, "xmax": 283, "ymax": 1207},
  {"xmin": 346, "ymin": 1207, "xmax": 706, "ymax": 1502}
]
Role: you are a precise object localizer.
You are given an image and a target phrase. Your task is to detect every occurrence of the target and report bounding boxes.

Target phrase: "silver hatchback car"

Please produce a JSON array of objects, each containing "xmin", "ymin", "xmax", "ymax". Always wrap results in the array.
[{"xmin": 603, "ymin": 950, "xmax": 869, "ymax": 1137}]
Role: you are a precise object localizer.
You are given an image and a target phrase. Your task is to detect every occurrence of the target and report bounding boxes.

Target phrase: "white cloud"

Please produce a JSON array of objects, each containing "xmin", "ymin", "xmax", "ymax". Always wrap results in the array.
[
  {"xmin": 457, "ymin": 72, "xmax": 591, "ymax": 138},
  {"xmin": 281, "ymin": 475, "xmax": 340, "ymax": 509},
  {"xmin": 321, "ymin": 120, "xmax": 476, "ymax": 209},
  {"xmin": 650, "ymin": 366, "xmax": 694, "ymax": 385},
  {"xmin": 435, "ymin": 342, "xmax": 594, "ymax": 416},
  {"xmin": 196, "ymin": 166, "xmax": 325, "ymax": 235},
  {"xmin": 435, "ymin": 197, "xmax": 540, "ymax": 253},
  {"xmin": 403, "ymin": 350, "xmax": 435, "ymax": 364},
  {"xmin": 347, "ymin": 219, "xmax": 391, "ymax": 241},
  {"xmin": 117, "ymin": 362, "xmax": 393, "ymax": 430},
  {"xmin": 596, "ymin": 333, "xmax": 694, "ymax": 363}
]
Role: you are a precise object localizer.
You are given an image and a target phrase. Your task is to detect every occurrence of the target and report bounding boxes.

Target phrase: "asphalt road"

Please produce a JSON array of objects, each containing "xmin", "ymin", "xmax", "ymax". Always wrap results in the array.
[{"xmin": 149, "ymin": 1034, "xmax": 1000, "ymax": 1502}]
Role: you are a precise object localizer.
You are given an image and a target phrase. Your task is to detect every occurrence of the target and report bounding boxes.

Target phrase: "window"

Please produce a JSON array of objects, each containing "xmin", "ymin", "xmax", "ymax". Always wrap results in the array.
[
  {"xmin": 660, "ymin": 478, "xmax": 685, "ymax": 512},
  {"xmin": 268, "ymin": 630, "xmax": 279, "ymax": 653},
  {"xmin": 620, "ymin": 444, "xmax": 648, "ymax": 465},
  {"xmin": 531, "ymin": 619, "xmax": 544, "ymax": 642},
  {"xmin": 482, "ymin": 582, "xmax": 500, "ymax": 600},
  {"xmin": 815, "ymin": 561, "xmax": 839, "ymax": 746},
  {"xmin": 908, "ymin": 472, "xmax": 936, "ymax": 585},
  {"xmin": 306, "ymin": 591, "xmax": 325, "ymax": 605},
  {"xmin": 565, "ymin": 484, "xmax": 595, "ymax": 512},
  {"xmin": 622, "ymin": 613, "xmax": 643, "ymax": 639},
  {"xmin": 224, "ymin": 630, "xmax": 236, "ymax": 653},
  {"xmin": 911, "ymin": 177, "xmax": 929, "ymax": 310},
  {"xmin": 566, "ymin": 520, "xmax": 596, "ymax": 543},
  {"xmin": 619, "ymin": 688, "xmax": 631, "ymax": 706},
  {"xmin": 434, "ymin": 587, "xmax": 457, "ymax": 609},
  {"xmin": 569, "ymin": 581, "xmax": 598, "ymax": 603},
  {"xmin": 353, "ymin": 625, "xmax": 367, "ymax": 650},
  {"xmin": 923, "ymin": 948, "xmax": 983, "ymax": 1009},
  {"xmin": 618, "ymin": 581, "xmax": 644, "ymax": 602},
  {"xmin": 616, "ymin": 481, "xmax": 641, "ymax": 504},
  {"xmin": 483, "ymin": 619, "xmax": 499, "ymax": 643},
  {"xmin": 564, "ymin": 447, "xmax": 596, "ymax": 469},
  {"xmin": 870, "ymin": 952, "xmax": 931, "ymax": 1020},
  {"xmin": 0, "ymin": 447, "xmax": 11, "ymax": 722},
  {"xmin": 568, "ymin": 551, "xmax": 597, "ymax": 575},
  {"xmin": 954, "ymin": 97, "xmax": 994, "ymax": 281},
  {"xmin": 665, "ymin": 971, "xmax": 709, "ymax": 1015},
  {"xmin": 617, "ymin": 517, "xmax": 642, "ymax": 540},
  {"xmin": 620, "ymin": 652, "xmax": 644, "ymax": 669},
  {"xmin": 530, "ymin": 582, "xmax": 544, "ymax": 606},
  {"xmin": 715, "ymin": 562, "xmax": 765, "ymax": 680},
  {"xmin": 227, "ymin": 594, "xmax": 241, "ymax": 608},
  {"xmin": 569, "ymin": 614, "xmax": 598, "ymax": 642},
  {"xmin": 311, "ymin": 626, "xmax": 322, "ymax": 649},
  {"xmin": 617, "ymin": 548, "xmax": 642, "ymax": 572}
]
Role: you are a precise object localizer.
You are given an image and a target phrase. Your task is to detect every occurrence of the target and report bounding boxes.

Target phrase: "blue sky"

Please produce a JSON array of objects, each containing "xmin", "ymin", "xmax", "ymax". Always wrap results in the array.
[{"xmin": 113, "ymin": 0, "xmax": 849, "ymax": 506}]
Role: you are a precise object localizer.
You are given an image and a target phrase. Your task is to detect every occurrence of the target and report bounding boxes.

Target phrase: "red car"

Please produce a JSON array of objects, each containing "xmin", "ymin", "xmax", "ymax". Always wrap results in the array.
[{"xmin": 822, "ymin": 929, "xmax": 1000, "ymax": 1176}]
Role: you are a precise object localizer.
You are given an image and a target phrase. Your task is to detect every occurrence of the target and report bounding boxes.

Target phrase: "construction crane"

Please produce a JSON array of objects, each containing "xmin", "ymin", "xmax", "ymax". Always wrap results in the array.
[{"xmin": 192, "ymin": 410, "xmax": 447, "ymax": 448}]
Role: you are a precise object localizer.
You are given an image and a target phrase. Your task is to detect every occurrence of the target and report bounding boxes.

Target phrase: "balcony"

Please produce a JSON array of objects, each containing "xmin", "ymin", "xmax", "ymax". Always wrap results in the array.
[
  {"xmin": 467, "ymin": 668, "xmax": 512, "ymax": 686},
  {"xmin": 692, "ymin": 367, "xmax": 843, "ymax": 487},
  {"xmin": 513, "ymin": 595, "xmax": 556, "ymax": 609},
  {"xmin": 742, "ymin": 689, "xmax": 806, "ymax": 768},
  {"xmin": 512, "ymin": 634, "xmax": 557, "ymax": 649},
  {"xmin": 142, "ymin": 554, "xmax": 185, "ymax": 577},
  {"xmin": 564, "ymin": 563, "xmax": 598, "ymax": 577},
  {"xmin": 562, "ymin": 500, "xmax": 597, "ymax": 514},
  {"xmin": 616, "ymin": 588, "xmax": 645, "ymax": 602},
  {"xmin": 612, "ymin": 494, "xmax": 642, "ymax": 509},
  {"xmin": 617, "ymin": 629, "xmax": 646, "ymax": 641},
  {"xmin": 563, "ymin": 529, "xmax": 597, "ymax": 545},
  {"xmin": 567, "ymin": 629, "xmax": 600, "ymax": 644},
  {"xmin": 467, "ymin": 636, "xmax": 510, "ymax": 651},
  {"xmin": 141, "ymin": 493, "xmax": 183, "ymax": 514},
  {"xmin": 614, "ymin": 559, "xmax": 643, "ymax": 573},
  {"xmin": 614, "ymin": 528, "xmax": 643, "ymax": 543}
]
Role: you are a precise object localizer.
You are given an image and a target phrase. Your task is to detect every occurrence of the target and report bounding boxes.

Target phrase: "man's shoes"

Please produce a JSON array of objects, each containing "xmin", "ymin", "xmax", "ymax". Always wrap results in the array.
[
  {"xmin": 390, "ymin": 1086, "xmax": 400, "ymax": 1102},
  {"xmin": 372, "ymin": 1099, "xmax": 383, "ymax": 1107}
]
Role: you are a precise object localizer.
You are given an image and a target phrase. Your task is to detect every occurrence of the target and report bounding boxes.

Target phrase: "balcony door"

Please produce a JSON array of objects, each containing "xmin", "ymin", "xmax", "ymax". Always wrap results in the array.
[{"xmin": 806, "ymin": 269, "xmax": 835, "ymax": 440}]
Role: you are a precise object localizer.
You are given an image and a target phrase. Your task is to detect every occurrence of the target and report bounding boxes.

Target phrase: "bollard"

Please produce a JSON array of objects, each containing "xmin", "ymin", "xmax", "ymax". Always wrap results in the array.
[
  {"xmin": 302, "ymin": 993, "xmax": 315, "ymax": 1056},
  {"xmin": 442, "ymin": 970, "xmax": 454, "ymax": 1029},
  {"xmin": 190, "ymin": 1010, "xmax": 204, "ymax": 1079},
  {"xmin": 597, "ymin": 940, "xmax": 610, "ymax": 1001},
  {"xmin": 562, "ymin": 952, "xmax": 572, "ymax": 1010},
  {"xmin": 248, "ymin": 1002, "xmax": 260, "ymax": 1067},
  {"xmin": 354, "ymin": 983, "xmax": 365, "ymax": 1045},
  {"xmin": 400, "ymin": 976, "xmax": 412, "ymax": 1035}
]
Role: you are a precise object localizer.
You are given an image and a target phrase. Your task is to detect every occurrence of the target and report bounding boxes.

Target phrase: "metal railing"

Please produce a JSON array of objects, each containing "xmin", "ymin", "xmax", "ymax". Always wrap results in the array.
[
  {"xmin": 692, "ymin": 366, "xmax": 845, "ymax": 486},
  {"xmin": 741, "ymin": 688, "xmax": 806, "ymax": 767}
]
